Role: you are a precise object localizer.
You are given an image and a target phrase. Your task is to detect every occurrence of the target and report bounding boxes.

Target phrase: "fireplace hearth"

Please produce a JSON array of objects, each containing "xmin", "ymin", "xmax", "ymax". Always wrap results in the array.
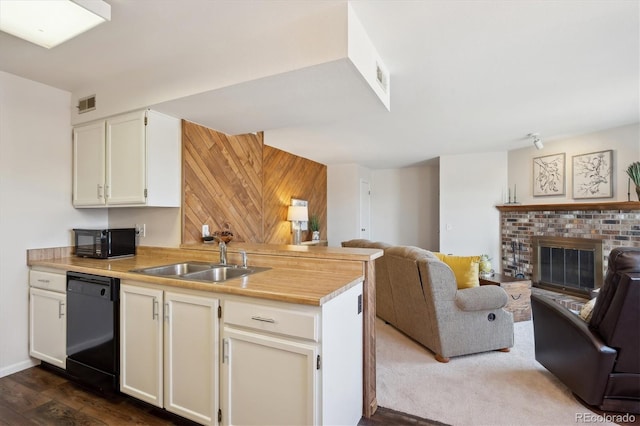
[{"xmin": 532, "ymin": 236, "xmax": 603, "ymax": 296}]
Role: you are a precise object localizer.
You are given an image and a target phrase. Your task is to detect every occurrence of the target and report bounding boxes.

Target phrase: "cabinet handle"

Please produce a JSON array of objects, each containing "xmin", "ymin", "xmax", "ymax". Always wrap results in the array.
[
  {"xmin": 164, "ymin": 302, "xmax": 169, "ymax": 321},
  {"xmin": 222, "ymin": 338, "xmax": 229, "ymax": 363},
  {"xmin": 105, "ymin": 185, "xmax": 111, "ymax": 199},
  {"xmin": 58, "ymin": 301, "xmax": 65, "ymax": 319},
  {"xmin": 251, "ymin": 316, "xmax": 275, "ymax": 323},
  {"xmin": 37, "ymin": 279, "xmax": 50, "ymax": 284},
  {"xmin": 97, "ymin": 184, "xmax": 103, "ymax": 198},
  {"xmin": 152, "ymin": 298, "xmax": 158, "ymax": 320}
]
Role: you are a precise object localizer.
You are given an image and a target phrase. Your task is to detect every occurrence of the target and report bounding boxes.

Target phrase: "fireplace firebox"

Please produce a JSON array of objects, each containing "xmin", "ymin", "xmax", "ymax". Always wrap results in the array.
[{"xmin": 532, "ymin": 236, "xmax": 603, "ymax": 297}]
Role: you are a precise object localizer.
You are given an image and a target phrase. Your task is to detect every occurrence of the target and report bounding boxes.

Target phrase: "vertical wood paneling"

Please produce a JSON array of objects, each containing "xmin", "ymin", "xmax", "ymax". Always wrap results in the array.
[
  {"xmin": 181, "ymin": 121, "xmax": 327, "ymax": 246},
  {"xmin": 182, "ymin": 121, "xmax": 263, "ymax": 244},
  {"xmin": 263, "ymin": 145, "xmax": 327, "ymax": 245}
]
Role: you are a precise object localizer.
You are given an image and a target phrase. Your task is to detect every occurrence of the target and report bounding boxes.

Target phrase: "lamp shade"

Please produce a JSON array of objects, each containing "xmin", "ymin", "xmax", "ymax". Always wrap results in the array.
[{"xmin": 287, "ymin": 205, "xmax": 308, "ymax": 222}]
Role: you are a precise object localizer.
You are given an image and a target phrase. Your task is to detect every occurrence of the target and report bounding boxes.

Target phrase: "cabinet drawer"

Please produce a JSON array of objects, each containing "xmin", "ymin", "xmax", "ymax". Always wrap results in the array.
[
  {"xmin": 224, "ymin": 300, "xmax": 318, "ymax": 342},
  {"xmin": 30, "ymin": 270, "xmax": 66, "ymax": 293}
]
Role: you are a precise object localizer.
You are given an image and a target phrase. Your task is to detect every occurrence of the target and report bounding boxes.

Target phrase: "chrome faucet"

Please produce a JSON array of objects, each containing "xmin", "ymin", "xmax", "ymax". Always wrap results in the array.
[
  {"xmin": 240, "ymin": 250, "xmax": 247, "ymax": 268},
  {"xmin": 213, "ymin": 237, "xmax": 227, "ymax": 265}
]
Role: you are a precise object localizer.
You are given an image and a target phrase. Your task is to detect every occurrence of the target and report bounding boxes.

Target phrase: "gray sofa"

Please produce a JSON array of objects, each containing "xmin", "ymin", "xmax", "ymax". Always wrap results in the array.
[
  {"xmin": 340, "ymin": 239, "xmax": 395, "ymax": 324},
  {"xmin": 342, "ymin": 240, "xmax": 514, "ymax": 362}
]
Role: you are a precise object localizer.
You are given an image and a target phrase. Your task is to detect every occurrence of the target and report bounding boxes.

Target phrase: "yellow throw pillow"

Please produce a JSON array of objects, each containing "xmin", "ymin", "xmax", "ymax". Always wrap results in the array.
[{"xmin": 433, "ymin": 253, "xmax": 481, "ymax": 289}]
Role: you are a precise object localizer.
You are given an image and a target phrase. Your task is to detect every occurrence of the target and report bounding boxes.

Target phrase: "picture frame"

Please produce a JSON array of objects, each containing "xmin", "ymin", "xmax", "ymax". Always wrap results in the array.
[
  {"xmin": 572, "ymin": 150, "xmax": 613, "ymax": 199},
  {"xmin": 533, "ymin": 153, "xmax": 565, "ymax": 197}
]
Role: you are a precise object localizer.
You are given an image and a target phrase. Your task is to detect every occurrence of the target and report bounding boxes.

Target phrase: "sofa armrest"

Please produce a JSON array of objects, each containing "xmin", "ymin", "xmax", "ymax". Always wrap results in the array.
[
  {"xmin": 531, "ymin": 293, "xmax": 617, "ymax": 405},
  {"xmin": 455, "ymin": 285, "xmax": 508, "ymax": 311}
]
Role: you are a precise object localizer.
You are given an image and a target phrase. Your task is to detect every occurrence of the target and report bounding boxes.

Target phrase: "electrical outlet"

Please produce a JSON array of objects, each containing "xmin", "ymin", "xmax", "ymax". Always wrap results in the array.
[
  {"xmin": 135, "ymin": 224, "xmax": 146, "ymax": 238},
  {"xmin": 202, "ymin": 224, "xmax": 210, "ymax": 238}
]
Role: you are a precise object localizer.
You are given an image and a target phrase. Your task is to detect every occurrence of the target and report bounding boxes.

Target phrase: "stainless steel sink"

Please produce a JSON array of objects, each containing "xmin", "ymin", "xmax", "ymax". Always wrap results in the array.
[
  {"xmin": 182, "ymin": 266, "xmax": 270, "ymax": 282},
  {"xmin": 130, "ymin": 261, "xmax": 269, "ymax": 283},
  {"xmin": 131, "ymin": 261, "xmax": 217, "ymax": 276}
]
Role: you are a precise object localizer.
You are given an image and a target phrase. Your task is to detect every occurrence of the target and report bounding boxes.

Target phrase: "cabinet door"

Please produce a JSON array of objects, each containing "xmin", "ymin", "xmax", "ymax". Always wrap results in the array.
[
  {"xmin": 120, "ymin": 284, "xmax": 163, "ymax": 407},
  {"xmin": 29, "ymin": 288, "xmax": 66, "ymax": 369},
  {"xmin": 73, "ymin": 121, "xmax": 106, "ymax": 206},
  {"xmin": 221, "ymin": 328, "xmax": 318, "ymax": 426},
  {"xmin": 164, "ymin": 292, "xmax": 219, "ymax": 426},
  {"xmin": 106, "ymin": 111, "xmax": 146, "ymax": 205}
]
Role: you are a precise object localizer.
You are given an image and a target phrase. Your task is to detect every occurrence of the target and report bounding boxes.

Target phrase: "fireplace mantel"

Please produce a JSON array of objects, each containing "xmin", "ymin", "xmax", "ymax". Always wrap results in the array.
[{"xmin": 496, "ymin": 201, "xmax": 640, "ymax": 213}]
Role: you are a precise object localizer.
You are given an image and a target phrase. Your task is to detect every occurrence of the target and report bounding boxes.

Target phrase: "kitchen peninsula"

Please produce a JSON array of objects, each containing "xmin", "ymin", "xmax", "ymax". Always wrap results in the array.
[{"xmin": 27, "ymin": 243, "xmax": 382, "ymax": 425}]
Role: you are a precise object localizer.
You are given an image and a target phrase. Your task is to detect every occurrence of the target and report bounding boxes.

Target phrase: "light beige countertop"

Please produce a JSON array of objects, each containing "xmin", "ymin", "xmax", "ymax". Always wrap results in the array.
[{"xmin": 28, "ymin": 244, "xmax": 382, "ymax": 306}]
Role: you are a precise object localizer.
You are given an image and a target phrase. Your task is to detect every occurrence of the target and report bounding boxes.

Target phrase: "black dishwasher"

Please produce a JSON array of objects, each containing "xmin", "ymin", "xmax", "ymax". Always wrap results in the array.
[{"xmin": 66, "ymin": 271, "xmax": 120, "ymax": 393}]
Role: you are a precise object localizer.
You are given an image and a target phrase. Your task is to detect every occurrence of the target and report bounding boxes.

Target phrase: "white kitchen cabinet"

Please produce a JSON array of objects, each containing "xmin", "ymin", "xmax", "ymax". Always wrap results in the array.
[
  {"xmin": 120, "ymin": 283, "xmax": 219, "ymax": 426},
  {"xmin": 29, "ymin": 269, "xmax": 67, "ymax": 369},
  {"xmin": 72, "ymin": 109, "xmax": 181, "ymax": 208},
  {"xmin": 220, "ymin": 282, "xmax": 363, "ymax": 426},
  {"xmin": 222, "ymin": 328, "xmax": 318, "ymax": 425},
  {"xmin": 120, "ymin": 284, "xmax": 164, "ymax": 406},
  {"xmin": 72, "ymin": 121, "xmax": 106, "ymax": 206},
  {"xmin": 164, "ymin": 292, "xmax": 219, "ymax": 425}
]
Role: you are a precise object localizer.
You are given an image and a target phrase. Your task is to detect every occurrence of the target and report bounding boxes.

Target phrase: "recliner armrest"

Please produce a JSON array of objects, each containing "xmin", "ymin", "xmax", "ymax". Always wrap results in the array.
[{"xmin": 455, "ymin": 285, "xmax": 508, "ymax": 311}]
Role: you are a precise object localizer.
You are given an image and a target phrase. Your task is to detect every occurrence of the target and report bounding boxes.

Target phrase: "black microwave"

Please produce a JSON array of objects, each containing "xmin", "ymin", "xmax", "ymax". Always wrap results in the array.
[{"xmin": 73, "ymin": 228, "xmax": 136, "ymax": 259}]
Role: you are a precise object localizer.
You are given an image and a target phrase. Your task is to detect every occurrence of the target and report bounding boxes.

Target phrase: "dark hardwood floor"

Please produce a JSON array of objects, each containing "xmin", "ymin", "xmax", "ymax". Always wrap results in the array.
[{"xmin": 0, "ymin": 365, "xmax": 444, "ymax": 426}]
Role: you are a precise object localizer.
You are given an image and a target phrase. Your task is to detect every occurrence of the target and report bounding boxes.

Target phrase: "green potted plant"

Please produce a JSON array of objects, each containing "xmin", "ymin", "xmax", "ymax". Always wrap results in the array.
[
  {"xmin": 626, "ymin": 161, "xmax": 640, "ymax": 201},
  {"xmin": 479, "ymin": 254, "xmax": 493, "ymax": 276},
  {"xmin": 309, "ymin": 215, "xmax": 320, "ymax": 241}
]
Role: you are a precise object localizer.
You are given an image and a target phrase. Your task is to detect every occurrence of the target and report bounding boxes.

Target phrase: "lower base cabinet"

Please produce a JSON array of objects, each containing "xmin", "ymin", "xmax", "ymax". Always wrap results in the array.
[
  {"xmin": 120, "ymin": 283, "xmax": 219, "ymax": 425},
  {"xmin": 29, "ymin": 269, "xmax": 67, "ymax": 369},
  {"xmin": 221, "ymin": 325, "xmax": 319, "ymax": 425},
  {"xmin": 221, "ymin": 282, "xmax": 363, "ymax": 426},
  {"xmin": 121, "ymin": 280, "xmax": 363, "ymax": 426}
]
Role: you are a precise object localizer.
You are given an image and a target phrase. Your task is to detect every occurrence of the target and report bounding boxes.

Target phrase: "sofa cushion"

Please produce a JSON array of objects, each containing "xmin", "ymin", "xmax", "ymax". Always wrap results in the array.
[{"xmin": 433, "ymin": 253, "xmax": 481, "ymax": 289}]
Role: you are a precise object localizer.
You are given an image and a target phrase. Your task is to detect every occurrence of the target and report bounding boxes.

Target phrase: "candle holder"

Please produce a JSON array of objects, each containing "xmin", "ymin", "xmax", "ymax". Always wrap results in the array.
[{"xmin": 504, "ymin": 184, "xmax": 521, "ymax": 205}]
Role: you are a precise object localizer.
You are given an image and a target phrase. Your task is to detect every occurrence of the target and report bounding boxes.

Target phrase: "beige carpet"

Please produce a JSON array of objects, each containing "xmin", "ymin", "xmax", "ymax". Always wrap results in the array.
[{"xmin": 376, "ymin": 318, "xmax": 615, "ymax": 426}]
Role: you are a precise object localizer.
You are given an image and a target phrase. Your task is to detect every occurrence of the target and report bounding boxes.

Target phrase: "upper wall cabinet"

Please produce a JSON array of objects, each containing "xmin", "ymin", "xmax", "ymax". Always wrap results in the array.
[{"xmin": 73, "ymin": 109, "xmax": 181, "ymax": 208}]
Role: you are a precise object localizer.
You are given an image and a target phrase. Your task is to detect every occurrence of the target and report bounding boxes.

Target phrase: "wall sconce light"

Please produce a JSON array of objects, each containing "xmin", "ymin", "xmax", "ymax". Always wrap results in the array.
[
  {"xmin": 287, "ymin": 205, "xmax": 308, "ymax": 245},
  {"xmin": 0, "ymin": 0, "xmax": 111, "ymax": 49},
  {"xmin": 528, "ymin": 133, "xmax": 544, "ymax": 150}
]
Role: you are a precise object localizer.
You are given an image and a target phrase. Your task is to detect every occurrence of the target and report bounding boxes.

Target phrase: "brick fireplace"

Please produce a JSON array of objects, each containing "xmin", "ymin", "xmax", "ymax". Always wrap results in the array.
[{"xmin": 498, "ymin": 201, "xmax": 640, "ymax": 294}]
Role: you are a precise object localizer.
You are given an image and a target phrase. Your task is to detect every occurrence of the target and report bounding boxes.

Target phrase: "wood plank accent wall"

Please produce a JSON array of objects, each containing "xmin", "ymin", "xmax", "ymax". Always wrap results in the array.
[
  {"xmin": 263, "ymin": 145, "xmax": 327, "ymax": 245},
  {"xmin": 183, "ymin": 121, "xmax": 264, "ymax": 244},
  {"xmin": 182, "ymin": 121, "xmax": 327, "ymax": 245}
]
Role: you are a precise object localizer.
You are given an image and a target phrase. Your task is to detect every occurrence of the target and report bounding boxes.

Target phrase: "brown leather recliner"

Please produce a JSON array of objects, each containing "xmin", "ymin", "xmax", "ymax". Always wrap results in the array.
[{"xmin": 531, "ymin": 247, "xmax": 640, "ymax": 414}]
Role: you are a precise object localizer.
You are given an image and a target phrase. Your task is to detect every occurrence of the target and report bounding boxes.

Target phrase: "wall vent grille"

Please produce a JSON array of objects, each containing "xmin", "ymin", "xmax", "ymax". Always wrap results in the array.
[
  {"xmin": 77, "ymin": 95, "xmax": 96, "ymax": 114},
  {"xmin": 375, "ymin": 62, "xmax": 388, "ymax": 93}
]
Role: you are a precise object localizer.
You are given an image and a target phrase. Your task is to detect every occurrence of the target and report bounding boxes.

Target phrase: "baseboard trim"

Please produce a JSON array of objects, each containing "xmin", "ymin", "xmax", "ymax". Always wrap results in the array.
[{"xmin": 0, "ymin": 359, "xmax": 39, "ymax": 378}]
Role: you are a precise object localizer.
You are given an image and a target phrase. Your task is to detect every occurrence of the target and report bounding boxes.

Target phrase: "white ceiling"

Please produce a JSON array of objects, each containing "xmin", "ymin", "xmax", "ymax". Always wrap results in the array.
[{"xmin": 1, "ymin": 0, "xmax": 638, "ymax": 169}]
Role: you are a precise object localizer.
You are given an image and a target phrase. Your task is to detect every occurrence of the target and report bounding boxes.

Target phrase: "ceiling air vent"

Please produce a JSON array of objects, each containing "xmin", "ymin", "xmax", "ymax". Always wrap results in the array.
[{"xmin": 77, "ymin": 95, "xmax": 96, "ymax": 114}]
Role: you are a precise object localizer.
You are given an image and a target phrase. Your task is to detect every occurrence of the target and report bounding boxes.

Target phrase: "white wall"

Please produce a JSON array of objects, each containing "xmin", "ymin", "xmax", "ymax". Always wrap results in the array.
[
  {"xmin": 109, "ymin": 207, "xmax": 181, "ymax": 247},
  {"xmin": 0, "ymin": 71, "xmax": 106, "ymax": 377},
  {"xmin": 371, "ymin": 165, "xmax": 439, "ymax": 248},
  {"xmin": 439, "ymin": 152, "xmax": 507, "ymax": 265},
  {"xmin": 327, "ymin": 163, "xmax": 371, "ymax": 246},
  {"xmin": 509, "ymin": 123, "xmax": 640, "ymax": 204}
]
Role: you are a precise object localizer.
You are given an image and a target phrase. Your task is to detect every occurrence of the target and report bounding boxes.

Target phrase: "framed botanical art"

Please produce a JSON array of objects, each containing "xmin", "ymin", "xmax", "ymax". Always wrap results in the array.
[
  {"xmin": 533, "ymin": 153, "xmax": 565, "ymax": 196},
  {"xmin": 572, "ymin": 150, "xmax": 613, "ymax": 199}
]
